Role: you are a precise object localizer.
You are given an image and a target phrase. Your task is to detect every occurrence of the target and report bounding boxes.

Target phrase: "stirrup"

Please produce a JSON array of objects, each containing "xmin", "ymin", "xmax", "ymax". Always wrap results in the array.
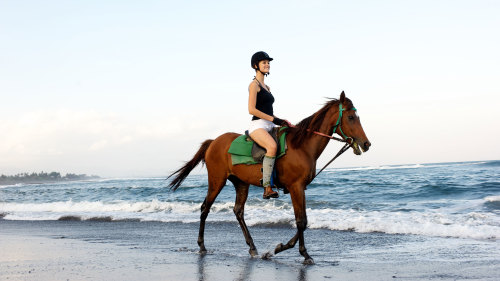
[{"xmin": 263, "ymin": 187, "xmax": 279, "ymax": 199}]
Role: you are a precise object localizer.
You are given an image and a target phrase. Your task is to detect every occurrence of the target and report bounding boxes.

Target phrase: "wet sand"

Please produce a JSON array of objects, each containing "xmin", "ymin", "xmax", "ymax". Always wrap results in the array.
[{"xmin": 0, "ymin": 220, "xmax": 498, "ymax": 280}]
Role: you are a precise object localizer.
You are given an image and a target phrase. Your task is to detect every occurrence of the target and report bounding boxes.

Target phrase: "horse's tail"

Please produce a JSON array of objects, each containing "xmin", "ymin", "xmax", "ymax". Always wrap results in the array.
[{"xmin": 167, "ymin": 139, "xmax": 214, "ymax": 191}]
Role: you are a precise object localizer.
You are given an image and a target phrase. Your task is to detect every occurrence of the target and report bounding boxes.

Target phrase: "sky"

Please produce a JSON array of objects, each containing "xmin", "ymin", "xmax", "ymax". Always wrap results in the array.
[{"xmin": 1, "ymin": 0, "xmax": 499, "ymax": 177}]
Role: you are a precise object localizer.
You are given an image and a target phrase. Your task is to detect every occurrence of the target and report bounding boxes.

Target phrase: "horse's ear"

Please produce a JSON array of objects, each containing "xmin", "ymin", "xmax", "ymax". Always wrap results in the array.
[{"xmin": 340, "ymin": 91, "xmax": 345, "ymax": 103}]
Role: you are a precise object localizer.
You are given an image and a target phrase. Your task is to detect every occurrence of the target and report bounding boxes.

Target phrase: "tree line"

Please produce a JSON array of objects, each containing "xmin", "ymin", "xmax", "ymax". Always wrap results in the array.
[{"xmin": 0, "ymin": 171, "xmax": 100, "ymax": 185}]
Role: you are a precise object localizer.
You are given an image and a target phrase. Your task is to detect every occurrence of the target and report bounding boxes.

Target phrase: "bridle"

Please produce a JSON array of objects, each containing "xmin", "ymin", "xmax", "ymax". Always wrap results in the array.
[
  {"xmin": 289, "ymin": 103, "xmax": 357, "ymax": 182},
  {"xmin": 312, "ymin": 103, "xmax": 358, "ymax": 181},
  {"xmin": 308, "ymin": 103, "xmax": 355, "ymax": 143}
]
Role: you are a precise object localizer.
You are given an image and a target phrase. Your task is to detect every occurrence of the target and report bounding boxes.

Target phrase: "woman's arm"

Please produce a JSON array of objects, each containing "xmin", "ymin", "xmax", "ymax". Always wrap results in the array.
[{"xmin": 248, "ymin": 81, "xmax": 274, "ymax": 121}]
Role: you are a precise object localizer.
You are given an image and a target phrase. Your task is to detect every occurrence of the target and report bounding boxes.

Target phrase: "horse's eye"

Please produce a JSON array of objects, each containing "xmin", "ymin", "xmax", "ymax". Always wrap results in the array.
[{"xmin": 348, "ymin": 115, "xmax": 354, "ymax": 120}]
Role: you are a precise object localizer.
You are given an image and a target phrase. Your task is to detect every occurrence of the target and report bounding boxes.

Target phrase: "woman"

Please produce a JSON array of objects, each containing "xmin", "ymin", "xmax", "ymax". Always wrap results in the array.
[{"xmin": 248, "ymin": 51, "xmax": 291, "ymax": 199}]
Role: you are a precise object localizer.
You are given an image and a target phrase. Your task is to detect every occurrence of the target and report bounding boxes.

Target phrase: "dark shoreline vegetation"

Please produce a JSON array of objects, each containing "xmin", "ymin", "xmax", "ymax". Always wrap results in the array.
[{"xmin": 0, "ymin": 172, "xmax": 99, "ymax": 185}]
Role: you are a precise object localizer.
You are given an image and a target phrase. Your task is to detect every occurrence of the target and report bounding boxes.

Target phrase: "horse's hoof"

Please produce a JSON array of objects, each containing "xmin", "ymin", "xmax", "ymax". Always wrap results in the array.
[
  {"xmin": 303, "ymin": 258, "xmax": 315, "ymax": 265},
  {"xmin": 274, "ymin": 243, "xmax": 284, "ymax": 253},
  {"xmin": 199, "ymin": 248, "xmax": 207, "ymax": 255},
  {"xmin": 249, "ymin": 249, "xmax": 258, "ymax": 257},
  {"xmin": 261, "ymin": 251, "xmax": 273, "ymax": 260}
]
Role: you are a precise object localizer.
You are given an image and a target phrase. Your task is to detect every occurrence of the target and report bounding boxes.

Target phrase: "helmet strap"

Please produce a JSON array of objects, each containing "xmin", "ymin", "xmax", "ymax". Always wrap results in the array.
[{"xmin": 256, "ymin": 68, "xmax": 269, "ymax": 77}]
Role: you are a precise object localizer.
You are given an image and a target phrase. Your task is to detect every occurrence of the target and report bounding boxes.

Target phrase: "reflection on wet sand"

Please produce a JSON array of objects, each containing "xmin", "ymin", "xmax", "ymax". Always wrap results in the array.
[
  {"xmin": 234, "ymin": 256, "xmax": 257, "ymax": 281},
  {"xmin": 196, "ymin": 253, "xmax": 311, "ymax": 281}
]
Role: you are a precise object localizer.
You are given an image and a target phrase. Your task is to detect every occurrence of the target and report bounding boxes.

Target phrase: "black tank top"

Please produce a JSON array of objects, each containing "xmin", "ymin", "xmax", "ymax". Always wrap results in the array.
[{"xmin": 252, "ymin": 81, "xmax": 275, "ymax": 121}]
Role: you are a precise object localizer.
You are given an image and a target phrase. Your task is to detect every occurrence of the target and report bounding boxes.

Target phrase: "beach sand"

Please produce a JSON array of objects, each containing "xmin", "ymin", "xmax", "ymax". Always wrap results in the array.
[{"xmin": 0, "ymin": 220, "xmax": 498, "ymax": 281}]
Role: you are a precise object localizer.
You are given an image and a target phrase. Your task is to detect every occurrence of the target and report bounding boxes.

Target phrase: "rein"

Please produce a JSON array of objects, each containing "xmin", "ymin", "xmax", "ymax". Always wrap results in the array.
[
  {"xmin": 310, "ymin": 142, "xmax": 351, "ymax": 182},
  {"xmin": 288, "ymin": 103, "xmax": 356, "ymax": 182}
]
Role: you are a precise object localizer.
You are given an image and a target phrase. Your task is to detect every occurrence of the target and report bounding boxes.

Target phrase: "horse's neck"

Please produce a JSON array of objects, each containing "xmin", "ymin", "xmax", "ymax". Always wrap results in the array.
[{"xmin": 304, "ymin": 108, "xmax": 339, "ymax": 161}]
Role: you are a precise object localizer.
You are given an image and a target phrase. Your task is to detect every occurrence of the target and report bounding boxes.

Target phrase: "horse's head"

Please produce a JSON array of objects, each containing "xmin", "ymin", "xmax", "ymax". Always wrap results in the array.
[
  {"xmin": 289, "ymin": 93, "xmax": 371, "ymax": 155},
  {"xmin": 337, "ymin": 91, "xmax": 371, "ymax": 155}
]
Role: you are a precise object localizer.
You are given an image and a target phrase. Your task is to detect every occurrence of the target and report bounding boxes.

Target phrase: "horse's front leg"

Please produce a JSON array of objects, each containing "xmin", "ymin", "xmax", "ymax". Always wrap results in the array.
[
  {"xmin": 291, "ymin": 187, "xmax": 314, "ymax": 264},
  {"xmin": 298, "ymin": 225, "xmax": 314, "ymax": 264},
  {"xmin": 264, "ymin": 185, "xmax": 314, "ymax": 264}
]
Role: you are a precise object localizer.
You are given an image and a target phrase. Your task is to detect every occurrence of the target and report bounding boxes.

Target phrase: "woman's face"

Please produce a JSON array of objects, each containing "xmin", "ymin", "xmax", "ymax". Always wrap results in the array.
[{"xmin": 258, "ymin": 60, "xmax": 270, "ymax": 74}]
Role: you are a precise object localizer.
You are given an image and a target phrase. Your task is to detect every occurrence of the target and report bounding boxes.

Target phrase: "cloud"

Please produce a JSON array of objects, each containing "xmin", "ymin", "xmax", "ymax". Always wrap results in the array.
[
  {"xmin": 0, "ymin": 109, "xmax": 226, "ymax": 176},
  {"xmin": 88, "ymin": 139, "xmax": 109, "ymax": 151}
]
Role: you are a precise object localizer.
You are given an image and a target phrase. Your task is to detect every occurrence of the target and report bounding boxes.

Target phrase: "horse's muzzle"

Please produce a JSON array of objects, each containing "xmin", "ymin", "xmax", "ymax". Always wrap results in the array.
[
  {"xmin": 363, "ymin": 141, "xmax": 371, "ymax": 152},
  {"xmin": 352, "ymin": 139, "xmax": 370, "ymax": 155}
]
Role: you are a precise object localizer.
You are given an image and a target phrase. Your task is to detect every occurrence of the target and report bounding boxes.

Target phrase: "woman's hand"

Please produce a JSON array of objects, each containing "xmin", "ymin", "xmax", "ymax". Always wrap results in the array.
[{"xmin": 272, "ymin": 117, "xmax": 293, "ymax": 127}]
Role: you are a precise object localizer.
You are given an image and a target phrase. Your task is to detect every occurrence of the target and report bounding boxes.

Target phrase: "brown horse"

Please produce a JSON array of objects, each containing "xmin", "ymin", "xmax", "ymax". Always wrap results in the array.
[{"xmin": 167, "ymin": 91, "xmax": 370, "ymax": 264}]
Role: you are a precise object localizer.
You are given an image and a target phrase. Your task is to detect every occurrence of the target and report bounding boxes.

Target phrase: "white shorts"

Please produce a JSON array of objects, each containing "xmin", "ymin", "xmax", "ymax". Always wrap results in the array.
[{"xmin": 248, "ymin": 119, "xmax": 276, "ymax": 134}]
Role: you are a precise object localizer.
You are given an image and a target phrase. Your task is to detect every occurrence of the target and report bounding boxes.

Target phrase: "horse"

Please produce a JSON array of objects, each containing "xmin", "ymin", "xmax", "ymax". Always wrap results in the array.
[{"xmin": 167, "ymin": 91, "xmax": 371, "ymax": 264}]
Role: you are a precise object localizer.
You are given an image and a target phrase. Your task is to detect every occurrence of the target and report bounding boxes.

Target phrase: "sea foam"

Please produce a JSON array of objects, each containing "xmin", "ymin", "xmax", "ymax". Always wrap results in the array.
[
  {"xmin": 1, "ymin": 199, "xmax": 498, "ymax": 240},
  {"xmin": 485, "ymin": 195, "xmax": 500, "ymax": 202}
]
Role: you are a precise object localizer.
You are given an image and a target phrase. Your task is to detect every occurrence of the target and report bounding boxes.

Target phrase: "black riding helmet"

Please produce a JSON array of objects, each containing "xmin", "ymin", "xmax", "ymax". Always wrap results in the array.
[{"xmin": 251, "ymin": 51, "xmax": 273, "ymax": 71}]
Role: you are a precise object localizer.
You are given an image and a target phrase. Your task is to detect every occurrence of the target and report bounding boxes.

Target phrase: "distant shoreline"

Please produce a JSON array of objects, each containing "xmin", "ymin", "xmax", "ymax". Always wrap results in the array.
[{"xmin": 0, "ymin": 172, "xmax": 99, "ymax": 186}]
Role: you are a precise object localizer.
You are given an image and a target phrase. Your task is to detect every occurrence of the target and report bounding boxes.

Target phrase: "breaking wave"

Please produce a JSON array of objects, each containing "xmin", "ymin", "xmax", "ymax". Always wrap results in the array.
[{"xmin": 1, "ymin": 199, "xmax": 498, "ymax": 240}]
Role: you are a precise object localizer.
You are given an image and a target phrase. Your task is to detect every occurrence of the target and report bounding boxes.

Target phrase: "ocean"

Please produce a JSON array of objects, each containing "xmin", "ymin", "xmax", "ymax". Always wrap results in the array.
[
  {"xmin": 1, "ymin": 160, "xmax": 500, "ymax": 280},
  {"xmin": 1, "ymin": 160, "xmax": 499, "ymax": 241}
]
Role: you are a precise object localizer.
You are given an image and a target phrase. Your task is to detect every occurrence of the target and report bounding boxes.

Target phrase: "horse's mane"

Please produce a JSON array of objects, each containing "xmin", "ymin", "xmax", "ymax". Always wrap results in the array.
[{"xmin": 289, "ymin": 98, "xmax": 352, "ymax": 149}]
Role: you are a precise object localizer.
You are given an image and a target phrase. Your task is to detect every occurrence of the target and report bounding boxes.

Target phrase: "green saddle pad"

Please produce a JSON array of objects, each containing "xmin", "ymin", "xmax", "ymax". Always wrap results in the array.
[{"xmin": 228, "ymin": 129, "xmax": 287, "ymax": 165}]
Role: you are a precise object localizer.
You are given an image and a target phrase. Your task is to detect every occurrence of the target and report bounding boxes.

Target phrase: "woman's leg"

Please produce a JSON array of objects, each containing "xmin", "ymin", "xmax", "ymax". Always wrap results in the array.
[
  {"xmin": 249, "ymin": 129, "xmax": 279, "ymax": 199},
  {"xmin": 249, "ymin": 128, "xmax": 277, "ymax": 157}
]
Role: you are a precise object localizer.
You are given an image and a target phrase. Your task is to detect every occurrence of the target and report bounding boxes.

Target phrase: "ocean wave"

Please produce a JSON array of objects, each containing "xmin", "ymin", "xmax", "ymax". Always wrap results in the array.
[
  {"xmin": 326, "ymin": 164, "xmax": 423, "ymax": 172},
  {"xmin": 485, "ymin": 195, "xmax": 500, "ymax": 202},
  {"xmin": 306, "ymin": 209, "xmax": 499, "ymax": 240},
  {"xmin": 478, "ymin": 160, "xmax": 500, "ymax": 167},
  {"xmin": 0, "ymin": 183, "xmax": 25, "ymax": 189},
  {"xmin": 0, "ymin": 199, "xmax": 202, "ymax": 214},
  {"xmin": 484, "ymin": 195, "xmax": 500, "ymax": 210},
  {"xmin": 1, "ymin": 200, "xmax": 498, "ymax": 240},
  {"xmin": 326, "ymin": 161, "xmax": 495, "ymax": 173}
]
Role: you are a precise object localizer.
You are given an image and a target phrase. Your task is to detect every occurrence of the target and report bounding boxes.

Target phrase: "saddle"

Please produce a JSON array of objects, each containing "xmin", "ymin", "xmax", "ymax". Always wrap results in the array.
[
  {"xmin": 246, "ymin": 127, "xmax": 281, "ymax": 163},
  {"xmin": 228, "ymin": 127, "xmax": 289, "ymax": 193},
  {"xmin": 228, "ymin": 127, "xmax": 287, "ymax": 165}
]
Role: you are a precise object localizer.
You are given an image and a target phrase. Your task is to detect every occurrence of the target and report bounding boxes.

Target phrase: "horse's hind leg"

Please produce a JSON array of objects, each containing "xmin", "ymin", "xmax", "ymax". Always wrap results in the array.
[
  {"xmin": 230, "ymin": 176, "xmax": 258, "ymax": 257},
  {"xmin": 198, "ymin": 174, "xmax": 226, "ymax": 253}
]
